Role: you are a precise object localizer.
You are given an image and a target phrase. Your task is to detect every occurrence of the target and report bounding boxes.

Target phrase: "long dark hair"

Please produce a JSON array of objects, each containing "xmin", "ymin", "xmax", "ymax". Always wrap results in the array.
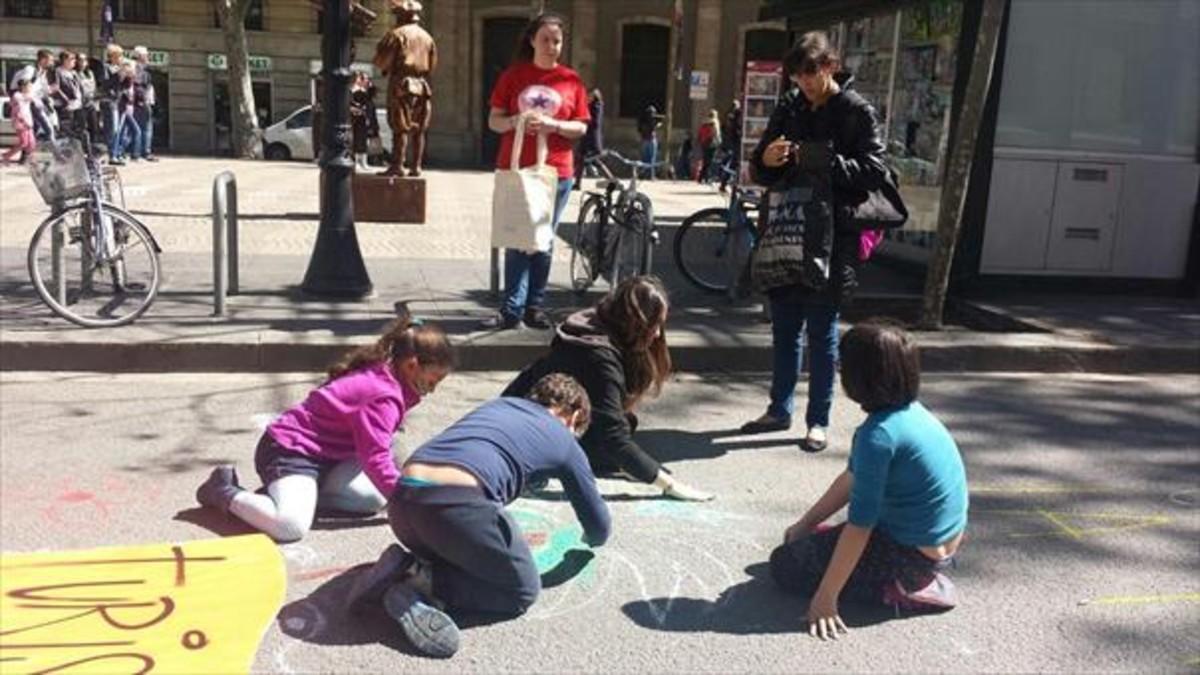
[
  {"xmin": 596, "ymin": 276, "xmax": 672, "ymax": 409},
  {"xmin": 326, "ymin": 315, "xmax": 454, "ymax": 382},
  {"xmin": 839, "ymin": 320, "xmax": 920, "ymax": 412},
  {"xmin": 513, "ymin": 12, "xmax": 566, "ymax": 63}
]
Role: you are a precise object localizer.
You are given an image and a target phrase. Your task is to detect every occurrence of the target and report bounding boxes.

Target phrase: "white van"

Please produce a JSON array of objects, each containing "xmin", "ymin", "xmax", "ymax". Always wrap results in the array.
[{"xmin": 261, "ymin": 104, "xmax": 392, "ymax": 162}]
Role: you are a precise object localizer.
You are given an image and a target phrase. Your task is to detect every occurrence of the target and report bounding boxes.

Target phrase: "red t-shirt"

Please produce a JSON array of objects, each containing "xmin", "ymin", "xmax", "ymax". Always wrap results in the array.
[{"xmin": 490, "ymin": 61, "xmax": 590, "ymax": 179}]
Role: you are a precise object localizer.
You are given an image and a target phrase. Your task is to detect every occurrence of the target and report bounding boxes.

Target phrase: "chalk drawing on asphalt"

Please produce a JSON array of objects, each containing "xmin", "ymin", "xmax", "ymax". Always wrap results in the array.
[{"xmin": 975, "ymin": 508, "xmax": 1172, "ymax": 540}]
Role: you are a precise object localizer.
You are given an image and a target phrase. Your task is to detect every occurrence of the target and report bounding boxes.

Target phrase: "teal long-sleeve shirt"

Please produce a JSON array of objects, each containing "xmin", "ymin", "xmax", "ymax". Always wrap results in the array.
[{"xmin": 847, "ymin": 401, "xmax": 968, "ymax": 547}]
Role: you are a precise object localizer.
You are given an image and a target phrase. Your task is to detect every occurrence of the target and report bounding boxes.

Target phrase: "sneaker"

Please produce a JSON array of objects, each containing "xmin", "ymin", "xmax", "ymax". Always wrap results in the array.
[
  {"xmin": 144, "ymin": 154, "xmax": 160, "ymax": 162},
  {"xmin": 739, "ymin": 412, "xmax": 792, "ymax": 434},
  {"xmin": 479, "ymin": 312, "xmax": 521, "ymax": 331},
  {"xmin": 346, "ymin": 544, "xmax": 416, "ymax": 615},
  {"xmin": 800, "ymin": 426, "xmax": 828, "ymax": 453},
  {"xmin": 109, "ymin": 158, "xmax": 125, "ymax": 166},
  {"xmin": 523, "ymin": 308, "xmax": 553, "ymax": 330},
  {"xmin": 881, "ymin": 572, "xmax": 958, "ymax": 613},
  {"xmin": 383, "ymin": 583, "xmax": 460, "ymax": 658},
  {"xmin": 195, "ymin": 465, "xmax": 241, "ymax": 513}
]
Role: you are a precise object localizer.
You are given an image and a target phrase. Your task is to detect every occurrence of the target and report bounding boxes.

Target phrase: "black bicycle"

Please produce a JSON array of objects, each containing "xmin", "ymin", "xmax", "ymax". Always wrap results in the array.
[
  {"xmin": 673, "ymin": 165, "xmax": 761, "ymax": 297},
  {"xmin": 570, "ymin": 150, "xmax": 665, "ymax": 294}
]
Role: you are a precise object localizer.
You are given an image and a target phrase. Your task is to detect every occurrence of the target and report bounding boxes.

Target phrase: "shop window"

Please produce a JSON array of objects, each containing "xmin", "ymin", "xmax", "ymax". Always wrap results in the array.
[
  {"xmin": 3, "ymin": 0, "xmax": 51, "ymax": 18},
  {"xmin": 213, "ymin": 0, "xmax": 264, "ymax": 31},
  {"xmin": 115, "ymin": 0, "xmax": 158, "ymax": 25},
  {"xmin": 619, "ymin": 23, "xmax": 669, "ymax": 118}
]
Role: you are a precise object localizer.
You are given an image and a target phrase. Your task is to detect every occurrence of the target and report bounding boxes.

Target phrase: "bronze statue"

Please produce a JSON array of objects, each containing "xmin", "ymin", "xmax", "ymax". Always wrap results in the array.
[{"xmin": 373, "ymin": 0, "xmax": 436, "ymax": 177}]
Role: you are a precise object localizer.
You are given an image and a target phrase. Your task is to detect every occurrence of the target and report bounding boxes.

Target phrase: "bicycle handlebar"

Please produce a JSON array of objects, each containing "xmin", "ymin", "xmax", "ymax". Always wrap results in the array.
[{"xmin": 585, "ymin": 149, "xmax": 668, "ymax": 170}]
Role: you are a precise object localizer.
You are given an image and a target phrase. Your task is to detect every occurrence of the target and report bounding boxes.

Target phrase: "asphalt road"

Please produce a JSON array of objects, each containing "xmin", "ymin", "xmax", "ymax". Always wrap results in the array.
[{"xmin": 1, "ymin": 371, "xmax": 1197, "ymax": 673}]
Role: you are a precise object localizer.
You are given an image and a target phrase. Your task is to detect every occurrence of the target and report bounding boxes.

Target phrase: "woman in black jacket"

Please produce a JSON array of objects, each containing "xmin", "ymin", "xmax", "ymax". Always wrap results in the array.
[
  {"xmin": 741, "ymin": 31, "xmax": 888, "ymax": 453},
  {"xmin": 503, "ymin": 276, "xmax": 713, "ymax": 501}
]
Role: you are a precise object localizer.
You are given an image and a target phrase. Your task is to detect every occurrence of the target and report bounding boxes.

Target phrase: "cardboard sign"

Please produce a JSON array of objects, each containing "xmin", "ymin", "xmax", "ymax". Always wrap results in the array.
[{"xmin": 0, "ymin": 535, "xmax": 285, "ymax": 674}]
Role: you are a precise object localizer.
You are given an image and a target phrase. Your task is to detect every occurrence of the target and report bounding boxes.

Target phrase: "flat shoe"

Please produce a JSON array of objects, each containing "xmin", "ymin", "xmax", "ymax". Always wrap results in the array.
[{"xmin": 739, "ymin": 414, "xmax": 792, "ymax": 434}]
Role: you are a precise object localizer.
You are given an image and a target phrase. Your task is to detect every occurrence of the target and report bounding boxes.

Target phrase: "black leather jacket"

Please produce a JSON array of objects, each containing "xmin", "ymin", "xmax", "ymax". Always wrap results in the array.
[{"xmin": 750, "ymin": 73, "xmax": 888, "ymax": 305}]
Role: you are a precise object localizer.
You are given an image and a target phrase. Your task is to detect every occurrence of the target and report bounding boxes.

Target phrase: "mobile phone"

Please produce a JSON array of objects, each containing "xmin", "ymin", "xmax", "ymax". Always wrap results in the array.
[{"xmin": 792, "ymin": 140, "xmax": 832, "ymax": 171}]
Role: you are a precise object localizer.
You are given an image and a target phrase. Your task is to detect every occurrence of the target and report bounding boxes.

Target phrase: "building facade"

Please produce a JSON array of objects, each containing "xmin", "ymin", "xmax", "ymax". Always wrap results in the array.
[{"xmin": 2, "ymin": 0, "xmax": 790, "ymax": 165}]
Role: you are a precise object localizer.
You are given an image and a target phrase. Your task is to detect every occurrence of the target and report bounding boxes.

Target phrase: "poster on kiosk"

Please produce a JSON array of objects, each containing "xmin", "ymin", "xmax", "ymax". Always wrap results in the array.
[{"xmin": 740, "ymin": 60, "xmax": 783, "ymax": 188}]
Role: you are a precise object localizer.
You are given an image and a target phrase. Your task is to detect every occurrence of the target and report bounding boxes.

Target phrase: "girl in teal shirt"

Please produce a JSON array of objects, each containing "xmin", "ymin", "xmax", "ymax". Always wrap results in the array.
[{"xmin": 769, "ymin": 321, "xmax": 968, "ymax": 640}]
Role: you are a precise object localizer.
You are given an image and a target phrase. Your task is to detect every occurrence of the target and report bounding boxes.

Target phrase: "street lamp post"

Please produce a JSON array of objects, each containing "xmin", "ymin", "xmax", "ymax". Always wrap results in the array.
[{"xmin": 301, "ymin": 0, "xmax": 373, "ymax": 298}]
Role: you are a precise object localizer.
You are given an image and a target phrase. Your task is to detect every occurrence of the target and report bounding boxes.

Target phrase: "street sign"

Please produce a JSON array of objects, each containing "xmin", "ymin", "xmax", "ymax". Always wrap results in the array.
[
  {"xmin": 207, "ymin": 53, "xmax": 272, "ymax": 72},
  {"xmin": 689, "ymin": 70, "xmax": 710, "ymax": 100}
]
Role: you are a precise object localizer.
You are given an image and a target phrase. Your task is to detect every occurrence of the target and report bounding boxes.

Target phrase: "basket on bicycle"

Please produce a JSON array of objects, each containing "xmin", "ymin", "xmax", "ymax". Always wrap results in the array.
[{"xmin": 27, "ymin": 138, "xmax": 91, "ymax": 206}]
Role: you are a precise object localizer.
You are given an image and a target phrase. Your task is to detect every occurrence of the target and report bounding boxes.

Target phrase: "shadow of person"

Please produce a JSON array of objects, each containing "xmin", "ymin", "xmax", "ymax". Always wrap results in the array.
[
  {"xmin": 173, "ymin": 506, "xmax": 257, "ymax": 538},
  {"xmin": 277, "ymin": 565, "xmax": 421, "ymax": 656},
  {"xmin": 620, "ymin": 562, "xmax": 926, "ymax": 635},
  {"xmin": 635, "ymin": 428, "xmax": 798, "ymax": 464}
]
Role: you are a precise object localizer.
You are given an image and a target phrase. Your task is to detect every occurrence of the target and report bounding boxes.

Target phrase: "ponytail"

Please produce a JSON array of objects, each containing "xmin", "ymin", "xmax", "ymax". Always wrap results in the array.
[{"xmin": 326, "ymin": 314, "xmax": 454, "ymax": 382}]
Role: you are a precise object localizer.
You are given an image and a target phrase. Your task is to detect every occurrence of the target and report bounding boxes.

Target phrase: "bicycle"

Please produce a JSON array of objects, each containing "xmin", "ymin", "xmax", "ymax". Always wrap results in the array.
[
  {"xmin": 570, "ymin": 149, "xmax": 664, "ymax": 294},
  {"xmin": 673, "ymin": 165, "xmax": 761, "ymax": 298},
  {"xmin": 25, "ymin": 128, "xmax": 161, "ymax": 327}
]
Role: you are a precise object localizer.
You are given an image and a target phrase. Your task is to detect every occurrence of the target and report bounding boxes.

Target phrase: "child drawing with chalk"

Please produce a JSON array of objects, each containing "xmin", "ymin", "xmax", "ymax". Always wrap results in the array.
[
  {"xmin": 345, "ymin": 373, "xmax": 610, "ymax": 659},
  {"xmin": 768, "ymin": 321, "xmax": 968, "ymax": 639},
  {"xmin": 195, "ymin": 314, "xmax": 454, "ymax": 543}
]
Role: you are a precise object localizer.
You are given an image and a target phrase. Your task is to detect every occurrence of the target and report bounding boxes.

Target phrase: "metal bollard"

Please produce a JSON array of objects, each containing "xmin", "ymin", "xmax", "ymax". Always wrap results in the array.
[
  {"xmin": 212, "ymin": 171, "xmax": 238, "ymax": 316},
  {"xmin": 489, "ymin": 247, "xmax": 500, "ymax": 298}
]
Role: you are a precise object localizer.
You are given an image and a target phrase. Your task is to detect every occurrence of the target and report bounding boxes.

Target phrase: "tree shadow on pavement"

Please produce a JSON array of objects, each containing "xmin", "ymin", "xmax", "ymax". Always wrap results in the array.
[{"xmin": 621, "ymin": 562, "xmax": 917, "ymax": 635}]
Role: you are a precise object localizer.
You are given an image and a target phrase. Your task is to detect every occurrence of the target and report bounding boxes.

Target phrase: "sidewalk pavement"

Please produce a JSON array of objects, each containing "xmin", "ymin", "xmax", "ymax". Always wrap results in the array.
[{"xmin": 1, "ymin": 157, "xmax": 1197, "ymax": 373}]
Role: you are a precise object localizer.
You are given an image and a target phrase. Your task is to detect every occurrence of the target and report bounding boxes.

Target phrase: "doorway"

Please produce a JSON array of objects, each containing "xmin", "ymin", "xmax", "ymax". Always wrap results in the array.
[
  {"xmin": 149, "ymin": 69, "xmax": 170, "ymax": 151},
  {"xmin": 212, "ymin": 79, "xmax": 273, "ymax": 156},
  {"xmin": 479, "ymin": 16, "xmax": 526, "ymax": 166}
]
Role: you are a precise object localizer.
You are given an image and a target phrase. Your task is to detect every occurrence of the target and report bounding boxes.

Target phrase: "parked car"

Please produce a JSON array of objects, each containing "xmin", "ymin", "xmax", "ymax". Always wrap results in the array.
[
  {"xmin": 261, "ymin": 105, "xmax": 392, "ymax": 163},
  {"xmin": 0, "ymin": 95, "xmax": 15, "ymax": 149}
]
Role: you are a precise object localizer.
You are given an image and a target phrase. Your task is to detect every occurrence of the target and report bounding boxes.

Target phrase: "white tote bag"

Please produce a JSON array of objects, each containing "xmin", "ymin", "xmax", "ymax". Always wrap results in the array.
[{"xmin": 490, "ymin": 116, "xmax": 559, "ymax": 253}]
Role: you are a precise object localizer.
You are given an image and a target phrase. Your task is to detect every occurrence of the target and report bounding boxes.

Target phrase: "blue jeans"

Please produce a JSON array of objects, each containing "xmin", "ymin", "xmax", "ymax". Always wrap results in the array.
[
  {"xmin": 135, "ymin": 107, "xmax": 153, "ymax": 156},
  {"xmin": 113, "ymin": 111, "xmax": 141, "ymax": 159},
  {"xmin": 501, "ymin": 177, "xmax": 574, "ymax": 320},
  {"xmin": 103, "ymin": 102, "xmax": 120, "ymax": 160},
  {"xmin": 767, "ymin": 295, "xmax": 839, "ymax": 428},
  {"xmin": 640, "ymin": 138, "xmax": 658, "ymax": 179}
]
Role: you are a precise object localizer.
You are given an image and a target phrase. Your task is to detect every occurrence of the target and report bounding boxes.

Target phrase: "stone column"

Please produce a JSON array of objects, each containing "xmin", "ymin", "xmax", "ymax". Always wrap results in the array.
[
  {"xmin": 429, "ymin": 0, "xmax": 470, "ymax": 163},
  {"xmin": 571, "ymin": 0, "xmax": 598, "ymax": 87},
  {"xmin": 690, "ymin": 0, "xmax": 722, "ymax": 133}
]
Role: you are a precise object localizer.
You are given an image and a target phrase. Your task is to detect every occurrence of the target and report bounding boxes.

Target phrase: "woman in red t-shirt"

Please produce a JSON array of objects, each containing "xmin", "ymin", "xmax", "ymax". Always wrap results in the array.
[{"xmin": 480, "ymin": 13, "xmax": 589, "ymax": 331}]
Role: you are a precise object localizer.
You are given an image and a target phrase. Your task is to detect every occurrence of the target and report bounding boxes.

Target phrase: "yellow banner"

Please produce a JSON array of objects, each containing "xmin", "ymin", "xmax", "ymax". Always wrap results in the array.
[{"xmin": 0, "ymin": 535, "xmax": 285, "ymax": 674}]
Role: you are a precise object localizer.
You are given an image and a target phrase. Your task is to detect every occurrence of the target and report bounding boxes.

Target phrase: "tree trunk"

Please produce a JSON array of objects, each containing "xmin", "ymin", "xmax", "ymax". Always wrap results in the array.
[
  {"xmin": 919, "ymin": 0, "xmax": 1006, "ymax": 329},
  {"xmin": 215, "ymin": 0, "xmax": 261, "ymax": 158}
]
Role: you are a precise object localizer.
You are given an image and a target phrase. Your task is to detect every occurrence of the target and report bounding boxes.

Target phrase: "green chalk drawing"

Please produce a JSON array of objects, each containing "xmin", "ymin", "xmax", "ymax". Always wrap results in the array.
[{"xmin": 510, "ymin": 507, "xmax": 590, "ymax": 576}]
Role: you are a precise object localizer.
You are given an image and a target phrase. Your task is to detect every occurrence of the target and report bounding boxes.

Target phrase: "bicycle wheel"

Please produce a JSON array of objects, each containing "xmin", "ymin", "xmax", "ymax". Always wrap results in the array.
[
  {"xmin": 27, "ymin": 201, "xmax": 161, "ymax": 328},
  {"xmin": 570, "ymin": 195, "xmax": 604, "ymax": 294},
  {"xmin": 673, "ymin": 206, "xmax": 741, "ymax": 294}
]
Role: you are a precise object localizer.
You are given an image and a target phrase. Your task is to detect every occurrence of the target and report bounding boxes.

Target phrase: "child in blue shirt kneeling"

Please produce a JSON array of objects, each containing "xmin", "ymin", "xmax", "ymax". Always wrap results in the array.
[{"xmin": 769, "ymin": 320, "xmax": 968, "ymax": 640}]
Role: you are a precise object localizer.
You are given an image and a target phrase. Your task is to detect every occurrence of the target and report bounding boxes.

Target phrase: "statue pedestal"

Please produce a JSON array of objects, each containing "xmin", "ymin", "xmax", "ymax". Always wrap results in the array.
[{"xmin": 348, "ymin": 173, "xmax": 426, "ymax": 224}]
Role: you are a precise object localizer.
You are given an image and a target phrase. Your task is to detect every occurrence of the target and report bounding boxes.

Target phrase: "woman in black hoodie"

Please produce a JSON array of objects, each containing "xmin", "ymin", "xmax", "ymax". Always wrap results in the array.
[
  {"xmin": 504, "ymin": 276, "xmax": 713, "ymax": 501},
  {"xmin": 740, "ymin": 31, "xmax": 888, "ymax": 454}
]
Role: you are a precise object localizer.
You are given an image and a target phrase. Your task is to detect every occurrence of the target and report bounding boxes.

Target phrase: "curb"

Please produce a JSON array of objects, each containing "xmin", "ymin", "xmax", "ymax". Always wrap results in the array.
[{"xmin": 2, "ymin": 339, "xmax": 1196, "ymax": 374}]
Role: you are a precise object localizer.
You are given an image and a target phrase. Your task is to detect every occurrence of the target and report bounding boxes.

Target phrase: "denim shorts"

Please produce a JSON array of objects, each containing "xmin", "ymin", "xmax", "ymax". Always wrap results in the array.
[{"xmin": 254, "ymin": 432, "xmax": 337, "ymax": 486}]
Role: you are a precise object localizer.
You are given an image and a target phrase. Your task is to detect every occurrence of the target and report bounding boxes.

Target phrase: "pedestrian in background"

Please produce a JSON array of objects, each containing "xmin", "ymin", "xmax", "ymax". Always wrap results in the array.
[
  {"xmin": 194, "ymin": 315, "xmax": 454, "ymax": 543},
  {"xmin": 741, "ymin": 31, "xmax": 888, "ymax": 452},
  {"xmin": 51, "ymin": 51, "xmax": 84, "ymax": 135},
  {"xmin": 573, "ymin": 87, "xmax": 604, "ymax": 188},
  {"xmin": 131, "ymin": 46, "xmax": 158, "ymax": 161},
  {"xmin": 1, "ymin": 79, "xmax": 36, "ymax": 165},
  {"xmin": 636, "ymin": 104, "xmax": 663, "ymax": 179},
  {"xmin": 100, "ymin": 44, "xmax": 125, "ymax": 162},
  {"xmin": 480, "ymin": 12, "xmax": 589, "ymax": 331},
  {"xmin": 503, "ymin": 276, "xmax": 714, "ymax": 501},
  {"xmin": 9, "ymin": 49, "xmax": 57, "ymax": 140},
  {"xmin": 75, "ymin": 52, "xmax": 102, "ymax": 143},
  {"xmin": 111, "ymin": 62, "xmax": 141, "ymax": 164},
  {"xmin": 719, "ymin": 99, "xmax": 741, "ymax": 192},
  {"xmin": 697, "ymin": 108, "xmax": 721, "ymax": 183},
  {"xmin": 347, "ymin": 373, "xmax": 610, "ymax": 659},
  {"xmin": 769, "ymin": 321, "xmax": 967, "ymax": 638}
]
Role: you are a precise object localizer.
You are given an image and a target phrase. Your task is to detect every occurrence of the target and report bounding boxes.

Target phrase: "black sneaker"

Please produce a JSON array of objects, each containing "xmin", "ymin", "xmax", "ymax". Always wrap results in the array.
[
  {"xmin": 523, "ymin": 308, "xmax": 553, "ymax": 330},
  {"xmin": 383, "ymin": 584, "xmax": 460, "ymax": 658},
  {"xmin": 195, "ymin": 465, "xmax": 241, "ymax": 513},
  {"xmin": 479, "ymin": 312, "xmax": 521, "ymax": 331},
  {"xmin": 739, "ymin": 413, "xmax": 792, "ymax": 434},
  {"xmin": 346, "ymin": 544, "xmax": 415, "ymax": 615}
]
